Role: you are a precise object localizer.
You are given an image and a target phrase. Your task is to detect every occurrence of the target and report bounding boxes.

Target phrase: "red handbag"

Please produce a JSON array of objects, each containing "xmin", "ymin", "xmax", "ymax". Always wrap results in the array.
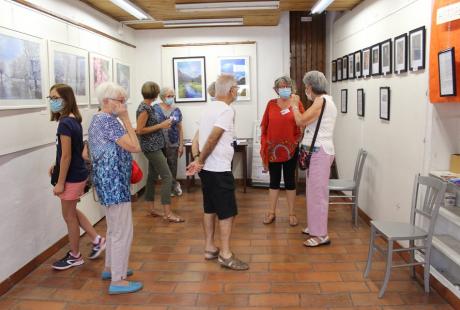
[{"xmin": 131, "ymin": 160, "xmax": 143, "ymax": 184}]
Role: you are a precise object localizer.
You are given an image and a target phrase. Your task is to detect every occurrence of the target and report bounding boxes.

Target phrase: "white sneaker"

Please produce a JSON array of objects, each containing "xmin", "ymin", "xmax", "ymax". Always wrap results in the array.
[{"xmin": 174, "ymin": 183, "xmax": 183, "ymax": 196}]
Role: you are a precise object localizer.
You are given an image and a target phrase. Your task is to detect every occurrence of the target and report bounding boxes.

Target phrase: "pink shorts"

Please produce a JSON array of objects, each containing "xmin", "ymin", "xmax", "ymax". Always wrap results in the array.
[{"xmin": 58, "ymin": 180, "xmax": 87, "ymax": 201}]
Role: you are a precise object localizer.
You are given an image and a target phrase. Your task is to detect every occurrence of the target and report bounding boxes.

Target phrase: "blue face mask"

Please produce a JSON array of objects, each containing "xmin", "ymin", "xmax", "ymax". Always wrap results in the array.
[
  {"xmin": 165, "ymin": 97, "xmax": 174, "ymax": 105},
  {"xmin": 50, "ymin": 98, "xmax": 64, "ymax": 113},
  {"xmin": 278, "ymin": 87, "xmax": 292, "ymax": 99}
]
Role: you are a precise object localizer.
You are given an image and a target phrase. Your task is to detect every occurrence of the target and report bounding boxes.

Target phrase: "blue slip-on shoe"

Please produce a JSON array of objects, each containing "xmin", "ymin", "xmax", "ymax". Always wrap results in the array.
[
  {"xmin": 108, "ymin": 281, "xmax": 143, "ymax": 295},
  {"xmin": 101, "ymin": 268, "xmax": 133, "ymax": 280}
]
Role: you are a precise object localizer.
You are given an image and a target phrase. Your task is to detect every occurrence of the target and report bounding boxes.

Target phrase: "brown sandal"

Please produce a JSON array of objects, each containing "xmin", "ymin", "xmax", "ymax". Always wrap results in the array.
[
  {"xmin": 204, "ymin": 247, "xmax": 219, "ymax": 260},
  {"xmin": 163, "ymin": 213, "xmax": 185, "ymax": 223},
  {"xmin": 263, "ymin": 212, "xmax": 276, "ymax": 224},
  {"xmin": 289, "ymin": 214, "xmax": 298, "ymax": 227},
  {"xmin": 218, "ymin": 254, "xmax": 249, "ymax": 270}
]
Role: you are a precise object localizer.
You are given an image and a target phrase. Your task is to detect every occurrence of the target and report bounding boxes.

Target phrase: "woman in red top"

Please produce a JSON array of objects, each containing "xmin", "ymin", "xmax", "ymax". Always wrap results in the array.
[{"xmin": 260, "ymin": 76, "xmax": 305, "ymax": 226}]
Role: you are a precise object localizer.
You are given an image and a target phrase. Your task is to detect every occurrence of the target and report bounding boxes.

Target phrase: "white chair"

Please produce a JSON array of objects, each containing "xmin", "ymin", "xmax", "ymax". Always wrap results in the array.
[
  {"xmin": 328, "ymin": 148, "xmax": 367, "ymax": 227},
  {"xmin": 363, "ymin": 174, "xmax": 446, "ymax": 298}
]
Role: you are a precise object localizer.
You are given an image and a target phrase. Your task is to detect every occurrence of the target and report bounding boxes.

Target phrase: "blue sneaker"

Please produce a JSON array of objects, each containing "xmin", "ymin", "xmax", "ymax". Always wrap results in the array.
[
  {"xmin": 101, "ymin": 268, "xmax": 134, "ymax": 280},
  {"xmin": 108, "ymin": 281, "xmax": 143, "ymax": 295}
]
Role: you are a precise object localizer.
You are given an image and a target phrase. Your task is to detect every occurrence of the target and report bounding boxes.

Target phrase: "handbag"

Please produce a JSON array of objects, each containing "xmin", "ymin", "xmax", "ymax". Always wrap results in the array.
[
  {"xmin": 131, "ymin": 159, "xmax": 143, "ymax": 184},
  {"xmin": 50, "ymin": 164, "xmax": 59, "ymax": 186},
  {"xmin": 298, "ymin": 98, "xmax": 326, "ymax": 170}
]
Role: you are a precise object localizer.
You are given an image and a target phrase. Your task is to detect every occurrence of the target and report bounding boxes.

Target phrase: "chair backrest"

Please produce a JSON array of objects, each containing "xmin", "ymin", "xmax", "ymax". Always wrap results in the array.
[
  {"xmin": 410, "ymin": 174, "xmax": 447, "ymax": 236},
  {"xmin": 353, "ymin": 149, "xmax": 368, "ymax": 196}
]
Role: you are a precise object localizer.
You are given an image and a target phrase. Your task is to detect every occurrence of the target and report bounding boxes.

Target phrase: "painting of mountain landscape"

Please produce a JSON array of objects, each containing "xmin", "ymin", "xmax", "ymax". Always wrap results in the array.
[
  {"xmin": 173, "ymin": 57, "xmax": 206, "ymax": 102},
  {"xmin": 218, "ymin": 56, "xmax": 250, "ymax": 101}
]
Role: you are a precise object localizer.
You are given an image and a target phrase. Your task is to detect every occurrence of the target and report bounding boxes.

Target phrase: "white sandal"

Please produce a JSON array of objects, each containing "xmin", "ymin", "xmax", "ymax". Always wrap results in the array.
[
  {"xmin": 301, "ymin": 227, "xmax": 310, "ymax": 235},
  {"xmin": 303, "ymin": 236, "xmax": 331, "ymax": 247}
]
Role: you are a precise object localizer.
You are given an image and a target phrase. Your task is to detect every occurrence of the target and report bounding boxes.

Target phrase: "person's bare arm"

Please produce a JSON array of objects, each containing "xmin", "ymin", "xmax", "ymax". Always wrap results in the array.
[
  {"xmin": 291, "ymin": 96, "xmax": 323, "ymax": 126},
  {"xmin": 191, "ymin": 130, "xmax": 199, "ymax": 158},
  {"xmin": 177, "ymin": 122, "xmax": 184, "ymax": 157},
  {"xmin": 54, "ymin": 135, "xmax": 71, "ymax": 195},
  {"xmin": 116, "ymin": 108, "xmax": 141, "ymax": 153},
  {"xmin": 136, "ymin": 111, "xmax": 171, "ymax": 135}
]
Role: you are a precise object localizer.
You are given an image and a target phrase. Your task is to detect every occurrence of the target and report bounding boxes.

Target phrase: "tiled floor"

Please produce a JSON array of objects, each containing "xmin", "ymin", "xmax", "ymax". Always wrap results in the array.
[{"xmin": 0, "ymin": 186, "xmax": 454, "ymax": 309}]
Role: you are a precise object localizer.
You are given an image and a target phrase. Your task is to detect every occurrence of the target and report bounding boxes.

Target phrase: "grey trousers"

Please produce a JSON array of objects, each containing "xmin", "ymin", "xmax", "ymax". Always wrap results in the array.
[
  {"xmin": 163, "ymin": 146, "xmax": 179, "ymax": 190},
  {"xmin": 144, "ymin": 150, "xmax": 172, "ymax": 205}
]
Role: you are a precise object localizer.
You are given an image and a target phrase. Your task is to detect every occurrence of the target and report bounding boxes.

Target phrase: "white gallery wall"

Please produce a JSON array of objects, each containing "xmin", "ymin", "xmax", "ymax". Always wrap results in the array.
[
  {"xmin": 0, "ymin": 0, "xmax": 136, "ymax": 283},
  {"xmin": 328, "ymin": 0, "xmax": 460, "ymax": 223}
]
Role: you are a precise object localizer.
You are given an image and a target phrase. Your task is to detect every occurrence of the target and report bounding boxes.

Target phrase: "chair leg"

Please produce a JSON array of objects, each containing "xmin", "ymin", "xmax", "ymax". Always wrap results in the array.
[
  {"xmin": 409, "ymin": 240, "xmax": 415, "ymax": 278},
  {"xmin": 354, "ymin": 202, "xmax": 359, "ymax": 227},
  {"xmin": 379, "ymin": 239, "xmax": 394, "ymax": 298},
  {"xmin": 363, "ymin": 225, "xmax": 376, "ymax": 278},
  {"xmin": 424, "ymin": 247, "xmax": 431, "ymax": 294}
]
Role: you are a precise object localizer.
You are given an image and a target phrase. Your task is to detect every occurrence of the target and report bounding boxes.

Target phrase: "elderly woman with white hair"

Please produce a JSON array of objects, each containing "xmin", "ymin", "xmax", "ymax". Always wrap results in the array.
[
  {"xmin": 290, "ymin": 71, "xmax": 337, "ymax": 247},
  {"xmin": 88, "ymin": 82, "xmax": 143, "ymax": 294},
  {"xmin": 154, "ymin": 86, "xmax": 184, "ymax": 196}
]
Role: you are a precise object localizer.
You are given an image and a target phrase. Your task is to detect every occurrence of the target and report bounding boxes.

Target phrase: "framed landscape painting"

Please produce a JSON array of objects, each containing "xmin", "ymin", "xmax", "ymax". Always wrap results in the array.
[
  {"xmin": 218, "ymin": 56, "xmax": 250, "ymax": 100},
  {"xmin": 173, "ymin": 56, "xmax": 206, "ymax": 103},
  {"xmin": 89, "ymin": 53, "xmax": 112, "ymax": 105},
  {"xmin": 0, "ymin": 27, "xmax": 47, "ymax": 109}
]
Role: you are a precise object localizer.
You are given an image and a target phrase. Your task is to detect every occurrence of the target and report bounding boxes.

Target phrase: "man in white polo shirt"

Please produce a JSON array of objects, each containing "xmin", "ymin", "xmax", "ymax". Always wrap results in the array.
[{"xmin": 186, "ymin": 74, "xmax": 248, "ymax": 271}]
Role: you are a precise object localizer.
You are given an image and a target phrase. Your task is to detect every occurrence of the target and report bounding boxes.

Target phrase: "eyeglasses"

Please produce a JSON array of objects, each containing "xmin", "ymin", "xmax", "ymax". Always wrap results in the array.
[
  {"xmin": 46, "ymin": 96, "xmax": 61, "ymax": 100},
  {"xmin": 108, "ymin": 98, "xmax": 126, "ymax": 104},
  {"xmin": 165, "ymin": 95, "xmax": 175, "ymax": 98}
]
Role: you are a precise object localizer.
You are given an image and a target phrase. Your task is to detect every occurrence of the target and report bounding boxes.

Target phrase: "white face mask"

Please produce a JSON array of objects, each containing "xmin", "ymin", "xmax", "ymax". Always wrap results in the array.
[{"xmin": 305, "ymin": 88, "xmax": 313, "ymax": 101}]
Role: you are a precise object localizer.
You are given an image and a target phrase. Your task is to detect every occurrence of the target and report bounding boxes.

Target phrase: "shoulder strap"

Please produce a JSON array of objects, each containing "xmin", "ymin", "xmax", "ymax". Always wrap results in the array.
[{"xmin": 309, "ymin": 97, "xmax": 326, "ymax": 153}]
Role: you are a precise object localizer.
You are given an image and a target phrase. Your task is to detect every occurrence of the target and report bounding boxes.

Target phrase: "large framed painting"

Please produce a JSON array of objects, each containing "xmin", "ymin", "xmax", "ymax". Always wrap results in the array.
[
  {"xmin": 89, "ymin": 53, "xmax": 112, "ymax": 105},
  {"xmin": 218, "ymin": 56, "xmax": 250, "ymax": 101},
  {"xmin": 173, "ymin": 56, "xmax": 206, "ymax": 103},
  {"xmin": 113, "ymin": 60, "xmax": 132, "ymax": 103},
  {"xmin": 49, "ymin": 41, "xmax": 89, "ymax": 105},
  {"xmin": 0, "ymin": 27, "xmax": 47, "ymax": 109}
]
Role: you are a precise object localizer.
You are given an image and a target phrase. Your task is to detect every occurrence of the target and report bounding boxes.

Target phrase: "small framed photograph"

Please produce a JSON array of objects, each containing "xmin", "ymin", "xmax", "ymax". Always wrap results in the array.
[
  {"xmin": 394, "ymin": 33, "xmax": 408, "ymax": 74},
  {"xmin": 348, "ymin": 53, "xmax": 355, "ymax": 79},
  {"xmin": 379, "ymin": 87, "xmax": 390, "ymax": 121},
  {"xmin": 337, "ymin": 58, "xmax": 343, "ymax": 81},
  {"xmin": 371, "ymin": 43, "xmax": 381, "ymax": 76},
  {"xmin": 341, "ymin": 89, "xmax": 348, "ymax": 113},
  {"xmin": 331, "ymin": 60, "xmax": 337, "ymax": 82},
  {"xmin": 438, "ymin": 47, "xmax": 456, "ymax": 97},
  {"xmin": 381, "ymin": 39, "xmax": 392, "ymax": 75},
  {"xmin": 357, "ymin": 88, "xmax": 365, "ymax": 117},
  {"xmin": 362, "ymin": 48, "xmax": 371, "ymax": 77},
  {"xmin": 354, "ymin": 50, "xmax": 362, "ymax": 78},
  {"xmin": 409, "ymin": 26, "xmax": 426, "ymax": 71},
  {"xmin": 342, "ymin": 55, "xmax": 348, "ymax": 80}
]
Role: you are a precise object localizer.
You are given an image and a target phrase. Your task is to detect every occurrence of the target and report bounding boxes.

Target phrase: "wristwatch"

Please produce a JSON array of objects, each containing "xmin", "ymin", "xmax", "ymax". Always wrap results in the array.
[{"xmin": 193, "ymin": 153, "xmax": 200, "ymax": 160}]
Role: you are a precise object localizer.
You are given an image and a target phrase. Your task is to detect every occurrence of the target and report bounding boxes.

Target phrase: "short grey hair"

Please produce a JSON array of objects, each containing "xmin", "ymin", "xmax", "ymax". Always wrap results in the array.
[
  {"xmin": 273, "ymin": 75, "xmax": 297, "ymax": 93},
  {"xmin": 207, "ymin": 81, "xmax": 216, "ymax": 97},
  {"xmin": 302, "ymin": 71, "xmax": 328, "ymax": 94},
  {"xmin": 159, "ymin": 86, "xmax": 175, "ymax": 101},
  {"xmin": 215, "ymin": 74, "xmax": 236, "ymax": 97},
  {"xmin": 96, "ymin": 82, "xmax": 127, "ymax": 105}
]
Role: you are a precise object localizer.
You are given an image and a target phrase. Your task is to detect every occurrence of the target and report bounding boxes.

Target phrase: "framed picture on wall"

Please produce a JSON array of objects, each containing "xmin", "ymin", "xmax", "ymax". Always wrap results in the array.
[
  {"xmin": 49, "ymin": 41, "xmax": 89, "ymax": 105},
  {"xmin": 331, "ymin": 60, "xmax": 337, "ymax": 82},
  {"xmin": 362, "ymin": 48, "xmax": 371, "ymax": 77},
  {"xmin": 0, "ymin": 28, "xmax": 47, "ymax": 109},
  {"xmin": 409, "ymin": 26, "xmax": 426, "ymax": 71},
  {"xmin": 342, "ymin": 55, "xmax": 348, "ymax": 80},
  {"xmin": 394, "ymin": 33, "xmax": 408, "ymax": 74},
  {"xmin": 354, "ymin": 50, "xmax": 362, "ymax": 78},
  {"xmin": 348, "ymin": 53, "xmax": 355, "ymax": 79},
  {"xmin": 113, "ymin": 59, "xmax": 132, "ymax": 102},
  {"xmin": 379, "ymin": 87, "xmax": 390, "ymax": 121},
  {"xmin": 89, "ymin": 53, "xmax": 112, "ymax": 105},
  {"xmin": 341, "ymin": 89, "xmax": 348, "ymax": 113},
  {"xmin": 357, "ymin": 88, "xmax": 365, "ymax": 117},
  {"xmin": 173, "ymin": 56, "xmax": 207, "ymax": 103},
  {"xmin": 381, "ymin": 39, "xmax": 392, "ymax": 75},
  {"xmin": 438, "ymin": 47, "xmax": 456, "ymax": 97},
  {"xmin": 218, "ymin": 56, "xmax": 250, "ymax": 101},
  {"xmin": 371, "ymin": 43, "xmax": 381, "ymax": 76},
  {"xmin": 337, "ymin": 58, "xmax": 343, "ymax": 81}
]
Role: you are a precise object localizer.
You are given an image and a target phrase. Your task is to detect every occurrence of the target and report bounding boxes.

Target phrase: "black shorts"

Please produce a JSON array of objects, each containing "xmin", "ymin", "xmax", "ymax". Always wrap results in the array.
[{"xmin": 198, "ymin": 170, "xmax": 238, "ymax": 220}]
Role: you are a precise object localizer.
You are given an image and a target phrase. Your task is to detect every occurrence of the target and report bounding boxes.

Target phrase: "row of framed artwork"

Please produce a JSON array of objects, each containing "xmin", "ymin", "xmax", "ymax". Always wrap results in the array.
[
  {"xmin": 171, "ymin": 56, "xmax": 251, "ymax": 103},
  {"xmin": 340, "ymin": 87, "xmax": 391, "ymax": 121},
  {"xmin": 332, "ymin": 26, "xmax": 426, "ymax": 82},
  {"xmin": 0, "ymin": 26, "xmax": 131, "ymax": 109}
]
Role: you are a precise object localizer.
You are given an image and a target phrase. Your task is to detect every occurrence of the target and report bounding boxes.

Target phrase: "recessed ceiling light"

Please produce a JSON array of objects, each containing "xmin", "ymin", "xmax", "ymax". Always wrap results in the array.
[
  {"xmin": 163, "ymin": 18, "xmax": 244, "ymax": 28},
  {"xmin": 110, "ymin": 0, "xmax": 152, "ymax": 20},
  {"xmin": 175, "ymin": 1, "xmax": 279, "ymax": 12}
]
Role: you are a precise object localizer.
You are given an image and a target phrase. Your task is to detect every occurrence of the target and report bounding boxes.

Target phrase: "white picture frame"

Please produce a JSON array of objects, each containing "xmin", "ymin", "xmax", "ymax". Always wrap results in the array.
[
  {"xmin": 48, "ymin": 41, "xmax": 89, "ymax": 106},
  {"xmin": 218, "ymin": 56, "xmax": 250, "ymax": 101},
  {"xmin": 113, "ymin": 59, "xmax": 132, "ymax": 103},
  {"xmin": 89, "ymin": 53, "xmax": 112, "ymax": 105},
  {"xmin": 0, "ymin": 27, "xmax": 47, "ymax": 110}
]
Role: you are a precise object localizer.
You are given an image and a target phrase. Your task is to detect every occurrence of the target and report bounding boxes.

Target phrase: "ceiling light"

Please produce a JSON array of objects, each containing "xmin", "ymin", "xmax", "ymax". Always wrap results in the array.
[
  {"xmin": 163, "ymin": 18, "xmax": 244, "ymax": 28},
  {"xmin": 110, "ymin": 0, "xmax": 152, "ymax": 20},
  {"xmin": 175, "ymin": 1, "xmax": 279, "ymax": 12},
  {"xmin": 311, "ymin": 0, "xmax": 334, "ymax": 14}
]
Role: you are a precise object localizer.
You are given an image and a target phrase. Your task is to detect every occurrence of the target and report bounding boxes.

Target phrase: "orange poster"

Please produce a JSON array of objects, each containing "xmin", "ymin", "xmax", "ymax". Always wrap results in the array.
[{"xmin": 429, "ymin": 0, "xmax": 460, "ymax": 103}]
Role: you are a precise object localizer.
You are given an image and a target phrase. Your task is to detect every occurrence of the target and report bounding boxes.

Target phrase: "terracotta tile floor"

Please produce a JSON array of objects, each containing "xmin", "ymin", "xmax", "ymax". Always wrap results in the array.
[{"xmin": 0, "ymin": 186, "xmax": 454, "ymax": 309}]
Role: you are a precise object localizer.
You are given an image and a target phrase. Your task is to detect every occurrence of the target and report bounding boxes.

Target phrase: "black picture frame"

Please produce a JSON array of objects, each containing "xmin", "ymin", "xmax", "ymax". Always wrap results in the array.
[
  {"xmin": 362, "ymin": 47, "xmax": 371, "ymax": 77},
  {"xmin": 357, "ymin": 88, "xmax": 365, "ymax": 117},
  {"xmin": 381, "ymin": 39, "xmax": 392, "ymax": 75},
  {"xmin": 342, "ymin": 55, "xmax": 348, "ymax": 80},
  {"xmin": 348, "ymin": 53, "xmax": 355, "ymax": 79},
  {"xmin": 331, "ymin": 60, "xmax": 337, "ymax": 82},
  {"xmin": 337, "ymin": 58, "xmax": 343, "ymax": 81},
  {"xmin": 394, "ymin": 33, "xmax": 408, "ymax": 74},
  {"xmin": 371, "ymin": 43, "xmax": 381, "ymax": 76},
  {"xmin": 409, "ymin": 26, "xmax": 426, "ymax": 71},
  {"xmin": 438, "ymin": 47, "xmax": 457, "ymax": 97},
  {"xmin": 354, "ymin": 50, "xmax": 362, "ymax": 78},
  {"xmin": 172, "ymin": 56, "xmax": 207, "ymax": 103},
  {"xmin": 379, "ymin": 87, "xmax": 390, "ymax": 121},
  {"xmin": 341, "ymin": 89, "xmax": 348, "ymax": 113}
]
